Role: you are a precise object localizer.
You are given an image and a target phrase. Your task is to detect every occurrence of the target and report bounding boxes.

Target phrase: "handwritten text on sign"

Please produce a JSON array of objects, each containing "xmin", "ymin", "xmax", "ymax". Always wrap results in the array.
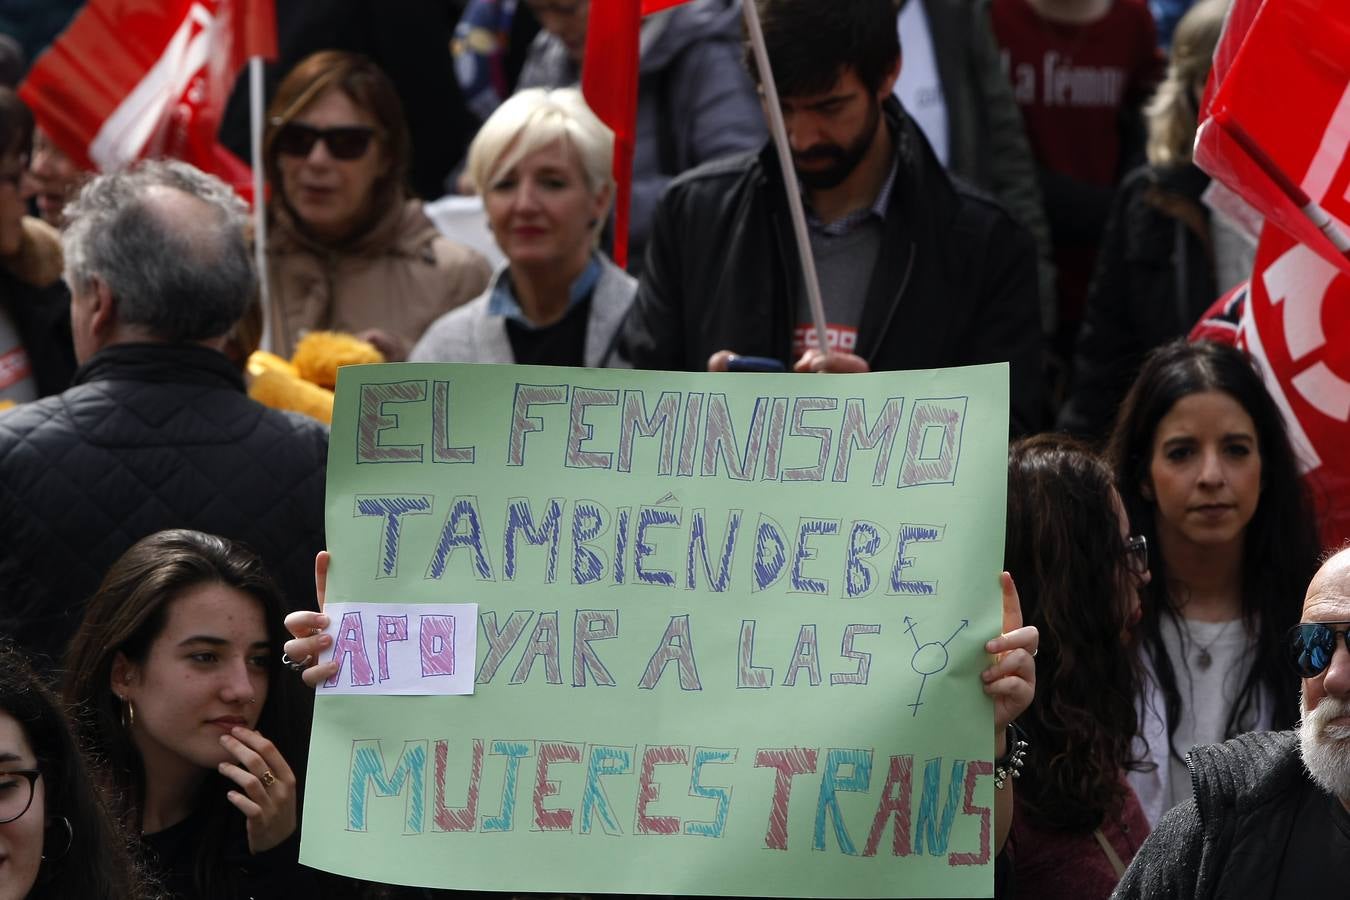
[
  {"xmin": 301, "ymin": 363, "xmax": 1009, "ymax": 899},
  {"xmin": 319, "ymin": 603, "xmax": 478, "ymax": 695}
]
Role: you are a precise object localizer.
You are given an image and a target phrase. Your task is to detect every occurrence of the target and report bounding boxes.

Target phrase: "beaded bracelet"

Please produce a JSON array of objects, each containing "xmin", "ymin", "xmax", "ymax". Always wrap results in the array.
[{"xmin": 994, "ymin": 722, "xmax": 1029, "ymax": 790}]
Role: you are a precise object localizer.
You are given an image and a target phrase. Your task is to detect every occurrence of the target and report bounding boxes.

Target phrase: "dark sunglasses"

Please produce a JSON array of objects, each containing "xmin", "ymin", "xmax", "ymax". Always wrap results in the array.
[
  {"xmin": 273, "ymin": 121, "xmax": 377, "ymax": 160},
  {"xmin": 1288, "ymin": 621, "xmax": 1350, "ymax": 678}
]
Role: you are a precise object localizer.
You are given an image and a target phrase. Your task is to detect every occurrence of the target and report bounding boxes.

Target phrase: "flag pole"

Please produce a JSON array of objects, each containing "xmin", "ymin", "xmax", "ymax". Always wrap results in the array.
[
  {"xmin": 1219, "ymin": 119, "xmax": 1350, "ymax": 255},
  {"xmin": 250, "ymin": 55, "xmax": 273, "ymax": 352},
  {"xmin": 742, "ymin": 0, "xmax": 831, "ymax": 356}
]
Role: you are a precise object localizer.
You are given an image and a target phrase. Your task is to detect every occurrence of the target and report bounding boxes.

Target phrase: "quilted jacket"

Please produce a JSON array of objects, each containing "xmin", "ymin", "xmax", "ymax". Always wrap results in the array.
[{"xmin": 0, "ymin": 342, "xmax": 328, "ymax": 666}]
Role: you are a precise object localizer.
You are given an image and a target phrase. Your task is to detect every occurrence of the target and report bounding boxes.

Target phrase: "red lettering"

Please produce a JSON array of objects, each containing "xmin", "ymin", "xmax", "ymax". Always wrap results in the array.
[{"xmin": 754, "ymin": 747, "xmax": 819, "ymax": 850}]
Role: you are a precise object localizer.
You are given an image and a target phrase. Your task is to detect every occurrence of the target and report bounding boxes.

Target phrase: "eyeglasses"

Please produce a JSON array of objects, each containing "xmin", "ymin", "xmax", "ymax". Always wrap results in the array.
[
  {"xmin": 1288, "ymin": 621, "xmax": 1350, "ymax": 678},
  {"xmin": 0, "ymin": 770, "xmax": 40, "ymax": 824},
  {"xmin": 1124, "ymin": 534, "xmax": 1148, "ymax": 576},
  {"xmin": 272, "ymin": 121, "xmax": 378, "ymax": 161}
]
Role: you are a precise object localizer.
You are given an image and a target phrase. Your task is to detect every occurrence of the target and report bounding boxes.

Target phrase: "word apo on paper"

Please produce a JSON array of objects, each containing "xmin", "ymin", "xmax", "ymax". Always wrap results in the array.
[{"xmin": 319, "ymin": 603, "xmax": 479, "ymax": 696}]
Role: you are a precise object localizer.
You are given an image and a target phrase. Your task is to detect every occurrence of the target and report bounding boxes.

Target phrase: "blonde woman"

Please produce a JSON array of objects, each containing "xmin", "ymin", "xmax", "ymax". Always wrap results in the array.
[{"xmin": 410, "ymin": 87, "xmax": 635, "ymax": 369}]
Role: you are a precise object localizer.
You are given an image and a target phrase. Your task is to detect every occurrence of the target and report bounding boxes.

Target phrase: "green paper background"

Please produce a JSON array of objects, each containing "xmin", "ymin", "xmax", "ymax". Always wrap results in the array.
[{"xmin": 300, "ymin": 362, "xmax": 1009, "ymax": 897}]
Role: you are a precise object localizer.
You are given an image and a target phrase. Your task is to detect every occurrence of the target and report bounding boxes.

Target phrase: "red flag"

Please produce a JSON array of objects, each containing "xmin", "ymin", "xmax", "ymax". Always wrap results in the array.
[
  {"xmin": 1194, "ymin": 0, "xmax": 1350, "ymax": 276},
  {"xmin": 18, "ymin": 0, "xmax": 277, "ymax": 201},
  {"xmin": 1192, "ymin": 224, "xmax": 1350, "ymax": 547},
  {"xmin": 582, "ymin": 0, "xmax": 694, "ymax": 268}
]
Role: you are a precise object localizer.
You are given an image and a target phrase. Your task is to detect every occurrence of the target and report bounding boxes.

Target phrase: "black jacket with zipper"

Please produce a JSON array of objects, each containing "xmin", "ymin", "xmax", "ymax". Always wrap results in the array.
[
  {"xmin": 1111, "ymin": 730, "xmax": 1304, "ymax": 900},
  {"xmin": 620, "ymin": 97, "xmax": 1044, "ymax": 435}
]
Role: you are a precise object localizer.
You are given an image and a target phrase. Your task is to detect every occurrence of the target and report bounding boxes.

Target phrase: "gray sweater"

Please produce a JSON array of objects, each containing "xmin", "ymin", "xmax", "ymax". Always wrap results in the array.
[{"xmin": 408, "ymin": 255, "xmax": 636, "ymax": 368}]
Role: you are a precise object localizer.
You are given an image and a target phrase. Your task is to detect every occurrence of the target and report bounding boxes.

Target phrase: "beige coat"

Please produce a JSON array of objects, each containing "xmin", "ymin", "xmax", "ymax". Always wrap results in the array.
[{"xmin": 265, "ymin": 198, "xmax": 491, "ymax": 358}]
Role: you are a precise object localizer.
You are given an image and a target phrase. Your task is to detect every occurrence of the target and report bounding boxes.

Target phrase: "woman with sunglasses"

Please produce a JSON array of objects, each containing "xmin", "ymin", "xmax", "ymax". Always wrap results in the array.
[
  {"xmin": 62, "ymin": 529, "xmax": 316, "ymax": 900},
  {"xmin": 1106, "ymin": 339, "xmax": 1320, "ymax": 826},
  {"xmin": 1003, "ymin": 435, "xmax": 1152, "ymax": 899},
  {"xmin": 0, "ymin": 640, "xmax": 144, "ymax": 900},
  {"xmin": 263, "ymin": 51, "xmax": 491, "ymax": 361},
  {"xmin": 408, "ymin": 87, "xmax": 635, "ymax": 368}
]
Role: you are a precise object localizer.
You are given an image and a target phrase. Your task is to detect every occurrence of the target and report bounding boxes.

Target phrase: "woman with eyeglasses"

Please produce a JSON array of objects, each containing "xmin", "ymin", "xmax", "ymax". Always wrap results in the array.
[
  {"xmin": 263, "ymin": 51, "xmax": 491, "ymax": 361},
  {"xmin": 62, "ymin": 529, "xmax": 315, "ymax": 900},
  {"xmin": 0, "ymin": 640, "xmax": 144, "ymax": 900},
  {"xmin": 1002, "ymin": 434, "xmax": 1152, "ymax": 899},
  {"xmin": 1106, "ymin": 339, "xmax": 1321, "ymax": 826},
  {"xmin": 409, "ymin": 87, "xmax": 635, "ymax": 368}
]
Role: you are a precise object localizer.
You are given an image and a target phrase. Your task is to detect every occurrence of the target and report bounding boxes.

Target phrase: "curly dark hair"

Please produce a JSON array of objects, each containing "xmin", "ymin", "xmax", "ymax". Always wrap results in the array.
[
  {"xmin": 1105, "ymin": 340, "xmax": 1320, "ymax": 756},
  {"xmin": 63, "ymin": 529, "xmax": 305, "ymax": 900},
  {"xmin": 0, "ymin": 640, "xmax": 148, "ymax": 900},
  {"xmin": 1006, "ymin": 434, "xmax": 1142, "ymax": 832}
]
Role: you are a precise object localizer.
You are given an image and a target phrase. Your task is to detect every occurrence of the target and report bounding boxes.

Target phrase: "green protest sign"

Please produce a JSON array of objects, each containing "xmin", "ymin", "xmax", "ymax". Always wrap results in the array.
[{"xmin": 299, "ymin": 362, "xmax": 1009, "ymax": 897}]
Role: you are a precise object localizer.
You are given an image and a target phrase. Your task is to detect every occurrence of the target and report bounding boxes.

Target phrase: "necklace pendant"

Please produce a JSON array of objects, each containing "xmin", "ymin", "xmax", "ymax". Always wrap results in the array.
[{"xmin": 1197, "ymin": 648, "xmax": 1213, "ymax": 670}]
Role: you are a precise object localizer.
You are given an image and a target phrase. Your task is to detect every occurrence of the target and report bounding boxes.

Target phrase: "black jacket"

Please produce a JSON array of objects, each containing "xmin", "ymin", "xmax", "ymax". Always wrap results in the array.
[
  {"xmin": 0, "ymin": 343, "xmax": 328, "ymax": 665},
  {"xmin": 0, "ymin": 266, "xmax": 76, "ymax": 398},
  {"xmin": 621, "ymin": 99, "xmax": 1044, "ymax": 435},
  {"xmin": 1111, "ymin": 730, "xmax": 1303, "ymax": 900},
  {"xmin": 1059, "ymin": 163, "xmax": 1216, "ymax": 440}
]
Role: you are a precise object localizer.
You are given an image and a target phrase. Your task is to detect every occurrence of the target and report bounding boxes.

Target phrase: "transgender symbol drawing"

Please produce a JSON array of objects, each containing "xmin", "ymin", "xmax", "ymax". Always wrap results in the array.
[{"xmin": 903, "ymin": 616, "xmax": 969, "ymax": 716}]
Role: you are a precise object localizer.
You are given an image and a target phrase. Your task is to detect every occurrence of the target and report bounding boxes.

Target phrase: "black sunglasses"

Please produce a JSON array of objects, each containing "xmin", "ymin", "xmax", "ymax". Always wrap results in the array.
[
  {"xmin": 273, "ymin": 121, "xmax": 378, "ymax": 161},
  {"xmin": 1288, "ymin": 621, "xmax": 1350, "ymax": 678}
]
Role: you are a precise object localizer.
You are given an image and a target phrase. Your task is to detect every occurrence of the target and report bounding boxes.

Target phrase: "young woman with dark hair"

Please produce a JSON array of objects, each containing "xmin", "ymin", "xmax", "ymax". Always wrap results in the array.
[
  {"xmin": 1105, "ymin": 339, "xmax": 1321, "ymax": 825},
  {"xmin": 63, "ymin": 529, "xmax": 314, "ymax": 900},
  {"xmin": 1004, "ymin": 434, "xmax": 1151, "ymax": 898},
  {"xmin": 0, "ymin": 639, "xmax": 145, "ymax": 900}
]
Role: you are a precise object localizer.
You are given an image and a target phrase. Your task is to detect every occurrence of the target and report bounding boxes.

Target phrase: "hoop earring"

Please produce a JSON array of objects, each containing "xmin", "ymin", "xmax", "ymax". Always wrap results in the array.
[
  {"xmin": 41, "ymin": 816, "xmax": 73, "ymax": 862},
  {"xmin": 120, "ymin": 698, "xmax": 135, "ymax": 729}
]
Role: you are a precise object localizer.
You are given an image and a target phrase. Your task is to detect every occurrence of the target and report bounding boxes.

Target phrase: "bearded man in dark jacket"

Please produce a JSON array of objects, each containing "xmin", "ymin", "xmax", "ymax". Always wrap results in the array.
[
  {"xmin": 620, "ymin": 0, "xmax": 1043, "ymax": 435},
  {"xmin": 0, "ymin": 160, "xmax": 328, "ymax": 667},
  {"xmin": 1113, "ymin": 548, "xmax": 1350, "ymax": 900}
]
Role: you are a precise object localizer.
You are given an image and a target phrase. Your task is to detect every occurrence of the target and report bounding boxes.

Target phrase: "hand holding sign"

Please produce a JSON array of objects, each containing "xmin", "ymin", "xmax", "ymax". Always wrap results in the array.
[
  {"xmin": 283, "ymin": 552, "xmax": 335, "ymax": 689},
  {"xmin": 982, "ymin": 572, "xmax": 1037, "ymax": 746}
]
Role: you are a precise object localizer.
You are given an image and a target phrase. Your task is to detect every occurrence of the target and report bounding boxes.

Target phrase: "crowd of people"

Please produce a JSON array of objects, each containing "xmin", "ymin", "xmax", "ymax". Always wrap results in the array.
[{"xmin": 0, "ymin": 0, "xmax": 1346, "ymax": 897}]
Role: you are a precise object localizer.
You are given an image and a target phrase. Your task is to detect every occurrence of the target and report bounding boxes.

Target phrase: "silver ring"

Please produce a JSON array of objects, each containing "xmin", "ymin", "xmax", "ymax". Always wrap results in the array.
[
  {"xmin": 1030, "ymin": 648, "xmax": 1038, "ymax": 658},
  {"xmin": 281, "ymin": 652, "xmax": 312, "ymax": 672}
]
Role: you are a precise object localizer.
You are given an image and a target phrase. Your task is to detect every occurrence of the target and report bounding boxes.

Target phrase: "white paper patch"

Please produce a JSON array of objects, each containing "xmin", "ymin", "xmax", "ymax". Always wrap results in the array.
[{"xmin": 317, "ymin": 603, "xmax": 478, "ymax": 695}]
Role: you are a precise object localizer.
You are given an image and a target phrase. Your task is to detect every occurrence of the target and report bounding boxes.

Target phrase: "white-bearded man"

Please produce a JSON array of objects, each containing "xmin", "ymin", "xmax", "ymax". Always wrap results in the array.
[{"xmin": 1113, "ymin": 547, "xmax": 1350, "ymax": 899}]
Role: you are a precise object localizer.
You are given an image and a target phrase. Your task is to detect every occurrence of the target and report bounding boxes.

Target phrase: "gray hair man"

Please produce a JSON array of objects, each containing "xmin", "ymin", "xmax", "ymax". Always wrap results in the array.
[
  {"xmin": 1113, "ymin": 547, "xmax": 1350, "ymax": 899},
  {"xmin": 62, "ymin": 159, "xmax": 255, "ymax": 361},
  {"xmin": 0, "ymin": 160, "xmax": 328, "ymax": 666}
]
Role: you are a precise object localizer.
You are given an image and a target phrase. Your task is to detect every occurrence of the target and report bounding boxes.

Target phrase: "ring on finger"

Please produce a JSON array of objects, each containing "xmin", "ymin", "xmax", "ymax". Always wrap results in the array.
[
  {"xmin": 260, "ymin": 769, "xmax": 277, "ymax": 787},
  {"xmin": 1031, "ymin": 648, "xmax": 1038, "ymax": 658},
  {"xmin": 281, "ymin": 652, "xmax": 312, "ymax": 672}
]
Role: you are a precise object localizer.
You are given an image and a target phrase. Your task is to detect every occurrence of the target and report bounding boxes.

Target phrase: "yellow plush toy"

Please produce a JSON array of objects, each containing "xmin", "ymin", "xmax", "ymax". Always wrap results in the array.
[{"xmin": 246, "ymin": 332, "xmax": 384, "ymax": 425}]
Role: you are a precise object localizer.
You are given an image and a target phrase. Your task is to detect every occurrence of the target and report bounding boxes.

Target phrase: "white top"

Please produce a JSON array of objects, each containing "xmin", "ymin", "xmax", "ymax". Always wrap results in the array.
[
  {"xmin": 895, "ymin": 0, "xmax": 950, "ymax": 166},
  {"xmin": 1157, "ymin": 614, "xmax": 1256, "ymax": 810}
]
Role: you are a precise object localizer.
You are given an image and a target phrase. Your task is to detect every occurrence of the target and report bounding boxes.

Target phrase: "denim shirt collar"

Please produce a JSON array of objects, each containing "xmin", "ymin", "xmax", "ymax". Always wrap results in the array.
[{"xmin": 486, "ymin": 255, "xmax": 602, "ymax": 328}]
